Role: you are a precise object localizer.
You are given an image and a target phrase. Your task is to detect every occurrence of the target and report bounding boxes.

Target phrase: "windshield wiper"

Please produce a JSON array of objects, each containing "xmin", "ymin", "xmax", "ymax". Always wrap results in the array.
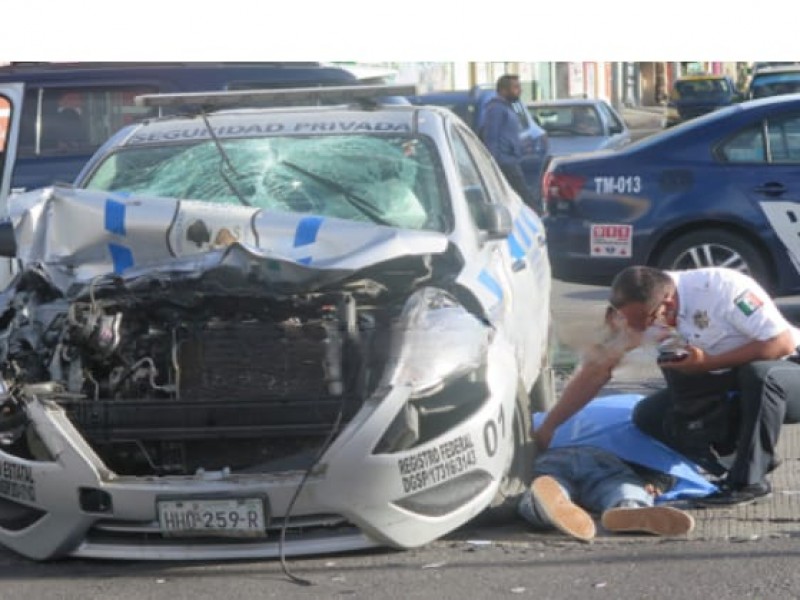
[
  {"xmin": 199, "ymin": 111, "xmax": 251, "ymax": 207},
  {"xmin": 280, "ymin": 160, "xmax": 393, "ymax": 227}
]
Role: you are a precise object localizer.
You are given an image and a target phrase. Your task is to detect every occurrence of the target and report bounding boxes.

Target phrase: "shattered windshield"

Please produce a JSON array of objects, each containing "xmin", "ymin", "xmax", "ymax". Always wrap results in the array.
[{"xmin": 84, "ymin": 134, "xmax": 450, "ymax": 231}]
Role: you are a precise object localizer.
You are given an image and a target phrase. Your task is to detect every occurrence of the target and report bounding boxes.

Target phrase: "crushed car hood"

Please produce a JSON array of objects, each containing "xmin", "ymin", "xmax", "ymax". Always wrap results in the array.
[{"xmin": 9, "ymin": 187, "xmax": 455, "ymax": 296}]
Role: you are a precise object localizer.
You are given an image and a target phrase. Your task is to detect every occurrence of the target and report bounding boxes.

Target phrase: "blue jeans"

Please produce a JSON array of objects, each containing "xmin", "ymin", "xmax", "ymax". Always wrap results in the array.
[{"xmin": 518, "ymin": 446, "xmax": 654, "ymax": 528}]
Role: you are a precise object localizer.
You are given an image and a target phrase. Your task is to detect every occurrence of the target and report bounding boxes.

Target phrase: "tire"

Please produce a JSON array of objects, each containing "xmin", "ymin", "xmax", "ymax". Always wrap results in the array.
[{"xmin": 655, "ymin": 229, "xmax": 771, "ymax": 291}]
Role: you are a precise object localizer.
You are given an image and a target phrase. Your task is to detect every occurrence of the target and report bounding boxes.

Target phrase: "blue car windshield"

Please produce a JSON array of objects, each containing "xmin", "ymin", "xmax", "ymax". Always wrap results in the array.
[
  {"xmin": 674, "ymin": 78, "xmax": 732, "ymax": 99},
  {"xmin": 83, "ymin": 134, "xmax": 450, "ymax": 232},
  {"xmin": 751, "ymin": 74, "xmax": 800, "ymax": 99}
]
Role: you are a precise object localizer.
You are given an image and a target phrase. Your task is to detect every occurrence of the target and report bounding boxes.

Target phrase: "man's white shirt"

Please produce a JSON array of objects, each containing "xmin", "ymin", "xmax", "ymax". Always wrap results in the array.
[{"xmin": 668, "ymin": 268, "xmax": 800, "ymax": 357}]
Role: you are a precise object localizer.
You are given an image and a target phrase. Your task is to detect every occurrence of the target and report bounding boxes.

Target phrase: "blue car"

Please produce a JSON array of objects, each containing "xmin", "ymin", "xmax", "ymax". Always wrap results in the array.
[
  {"xmin": 408, "ymin": 87, "xmax": 549, "ymax": 206},
  {"xmin": 662, "ymin": 74, "xmax": 739, "ymax": 128},
  {"xmin": 543, "ymin": 94, "xmax": 800, "ymax": 296}
]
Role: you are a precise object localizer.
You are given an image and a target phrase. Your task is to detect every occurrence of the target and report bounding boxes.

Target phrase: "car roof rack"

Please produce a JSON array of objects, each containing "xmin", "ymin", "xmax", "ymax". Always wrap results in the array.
[{"xmin": 135, "ymin": 84, "xmax": 418, "ymax": 110}]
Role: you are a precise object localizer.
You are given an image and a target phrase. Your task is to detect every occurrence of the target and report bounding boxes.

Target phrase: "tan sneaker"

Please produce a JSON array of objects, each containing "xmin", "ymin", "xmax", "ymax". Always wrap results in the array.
[
  {"xmin": 531, "ymin": 475, "xmax": 596, "ymax": 542},
  {"xmin": 601, "ymin": 506, "xmax": 695, "ymax": 536}
]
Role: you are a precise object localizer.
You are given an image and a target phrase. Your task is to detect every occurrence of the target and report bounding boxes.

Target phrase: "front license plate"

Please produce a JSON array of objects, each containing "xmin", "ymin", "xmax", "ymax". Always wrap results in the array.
[{"xmin": 157, "ymin": 497, "xmax": 267, "ymax": 538}]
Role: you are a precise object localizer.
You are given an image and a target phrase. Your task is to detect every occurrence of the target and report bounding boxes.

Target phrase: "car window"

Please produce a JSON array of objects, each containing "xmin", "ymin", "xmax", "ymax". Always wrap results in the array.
[
  {"xmin": 599, "ymin": 102, "xmax": 625, "ymax": 133},
  {"xmin": 674, "ymin": 78, "xmax": 731, "ymax": 99},
  {"xmin": 84, "ymin": 133, "xmax": 449, "ymax": 232},
  {"xmin": 18, "ymin": 86, "xmax": 157, "ymax": 158},
  {"xmin": 455, "ymin": 125, "xmax": 509, "ymax": 203},
  {"xmin": 750, "ymin": 73, "xmax": 800, "ymax": 99},
  {"xmin": 720, "ymin": 125, "xmax": 766, "ymax": 163},
  {"xmin": 530, "ymin": 105, "xmax": 603, "ymax": 136},
  {"xmin": 450, "ymin": 126, "xmax": 491, "ymax": 227},
  {"xmin": 766, "ymin": 114, "xmax": 800, "ymax": 163}
]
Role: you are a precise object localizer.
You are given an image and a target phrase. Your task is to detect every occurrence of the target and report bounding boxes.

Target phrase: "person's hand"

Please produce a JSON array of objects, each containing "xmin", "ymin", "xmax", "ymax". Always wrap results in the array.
[
  {"xmin": 658, "ymin": 344, "xmax": 708, "ymax": 373},
  {"xmin": 533, "ymin": 424, "xmax": 553, "ymax": 452}
]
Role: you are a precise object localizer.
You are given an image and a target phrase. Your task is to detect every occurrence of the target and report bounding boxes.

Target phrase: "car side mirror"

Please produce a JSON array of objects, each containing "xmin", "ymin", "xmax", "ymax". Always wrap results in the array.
[{"xmin": 483, "ymin": 204, "xmax": 513, "ymax": 240}]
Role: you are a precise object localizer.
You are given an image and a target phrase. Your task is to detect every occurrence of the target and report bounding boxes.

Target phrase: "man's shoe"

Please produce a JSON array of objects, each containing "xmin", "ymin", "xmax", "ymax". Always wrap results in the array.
[
  {"xmin": 531, "ymin": 476, "xmax": 596, "ymax": 542},
  {"xmin": 694, "ymin": 480, "xmax": 772, "ymax": 507},
  {"xmin": 767, "ymin": 457, "xmax": 783, "ymax": 474},
  {"xmin": 601, "ymin": 506, "xmax": 695, "ymax": 536}
]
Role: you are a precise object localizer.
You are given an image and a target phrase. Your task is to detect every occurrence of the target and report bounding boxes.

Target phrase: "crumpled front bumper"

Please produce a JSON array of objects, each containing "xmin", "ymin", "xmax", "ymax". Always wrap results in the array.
[{"xmin": 0, "ymin": 336, "xmax": 519, "ymax": 561}]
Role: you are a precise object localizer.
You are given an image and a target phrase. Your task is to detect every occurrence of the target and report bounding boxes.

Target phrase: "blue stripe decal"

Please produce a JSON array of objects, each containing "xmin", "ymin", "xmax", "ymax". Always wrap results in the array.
[
  {"xmin": 514, "ymin": 218, "xmax": 532, "ymax": 248},
  {"xmin": 478, "ymin": 270, "xmax": 504, "ymax": 301},
  {"xmin": 293, "ymin": 216, "xmax": 324, "ymax": 248},
  {"xmin": 104, "ymin": 199, "xmax": 126, "ymax": 236},
  {"xmin": 297, "ymin": 256, "xmax": 313, "ymax": 266},
  {"xmin": 520, "ymin": 210, "xmax": 540, "ymax": 234},
  {"xmin": 507, "ymin": 232, "xmax": 525, "ymax": 259},
  {"xmin": 108, "ymin": 244, "xmax": 134, "ymax": 274}
]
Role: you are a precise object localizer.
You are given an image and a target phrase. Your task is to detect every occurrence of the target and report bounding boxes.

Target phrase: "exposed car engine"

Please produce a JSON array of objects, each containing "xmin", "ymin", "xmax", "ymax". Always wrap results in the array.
[{"xmin": 0, "ymin": 270, "xmax": 395, "ymax": 476}]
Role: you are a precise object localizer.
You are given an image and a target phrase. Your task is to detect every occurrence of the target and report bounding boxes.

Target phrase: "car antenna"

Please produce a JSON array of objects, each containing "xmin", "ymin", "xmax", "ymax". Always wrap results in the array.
[{"xmin": 197, "ymin": 109, "xmax": 252, "ymax": 207}]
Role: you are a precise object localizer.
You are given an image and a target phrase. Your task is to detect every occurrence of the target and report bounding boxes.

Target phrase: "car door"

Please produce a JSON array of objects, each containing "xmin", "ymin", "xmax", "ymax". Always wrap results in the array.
[
  {"xmin": 0, "ymin": 83, "xmax": 23, "ymax": 290},
  {"xmin": 0, "ymin": 83, "xmax": 23, "ymax": 210},
  {"xmin": 737, "ymin": 112, "xmax": 800, "ymax": 267},
  {"xmin": 454, "ymin": 123, "xmax": 549, "ymax": 390}
]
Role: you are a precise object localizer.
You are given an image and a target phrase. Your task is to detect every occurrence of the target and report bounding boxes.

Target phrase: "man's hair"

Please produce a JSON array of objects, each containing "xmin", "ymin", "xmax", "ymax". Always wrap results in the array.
[
  {"xmin": 496, "ymin": 74, "xmax": 519, "ymax": 93},
  {"xmin": 609, "ymin": 266, "xmax": 674, "ymax": 309}
]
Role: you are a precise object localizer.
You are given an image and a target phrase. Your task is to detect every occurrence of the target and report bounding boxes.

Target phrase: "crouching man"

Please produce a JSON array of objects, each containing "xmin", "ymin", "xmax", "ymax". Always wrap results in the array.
[{"xmin": 535, "ymin": 266, "xmax": 800, "ymax": 506}]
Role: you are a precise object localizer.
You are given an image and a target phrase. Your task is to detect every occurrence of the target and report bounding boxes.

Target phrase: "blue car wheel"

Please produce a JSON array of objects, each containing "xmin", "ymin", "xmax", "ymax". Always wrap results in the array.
[{"xmin": 655, "ymin": 229, "xmax": 772, "ymax": 291}]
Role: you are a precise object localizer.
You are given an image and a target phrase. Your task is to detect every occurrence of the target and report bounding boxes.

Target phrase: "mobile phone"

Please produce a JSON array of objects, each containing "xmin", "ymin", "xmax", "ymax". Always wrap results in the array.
[{"xmin": 657, "ymin": 349, "xmax": 689, "ymax": 363}]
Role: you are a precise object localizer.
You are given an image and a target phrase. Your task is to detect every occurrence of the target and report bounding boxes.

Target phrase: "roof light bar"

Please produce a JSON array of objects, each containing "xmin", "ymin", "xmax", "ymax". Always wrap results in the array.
[{"xmin": 135, "ymin": 84, "xmax": 418, "ymax": 109}]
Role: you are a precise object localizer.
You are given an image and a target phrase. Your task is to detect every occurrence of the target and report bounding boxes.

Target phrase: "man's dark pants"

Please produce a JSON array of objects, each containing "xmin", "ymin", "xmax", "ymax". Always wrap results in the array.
[
  {"xmin": 633, "ymin": 361, "xmax": 800, "ymax": 486},
  {"xmin": 498, "ymin": 163, "xmax": 540, "ymax": 215}
]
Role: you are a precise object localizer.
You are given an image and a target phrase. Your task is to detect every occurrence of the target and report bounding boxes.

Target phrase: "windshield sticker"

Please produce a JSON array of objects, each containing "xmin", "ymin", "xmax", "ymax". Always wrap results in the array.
[
  {"xmin": 0, "ymin": 459, "xmax": 36, "ymax": 503},
  {"xmin": 128, "ymin": 122, "xmax": 411, "ymax": 145},
  {"xmin": 590, "ymin": 224, "xmax": 633, "ymax": 257},
  {"xmin": 594, "ymin": 176, "xmax": 642, "ymax": 195}
]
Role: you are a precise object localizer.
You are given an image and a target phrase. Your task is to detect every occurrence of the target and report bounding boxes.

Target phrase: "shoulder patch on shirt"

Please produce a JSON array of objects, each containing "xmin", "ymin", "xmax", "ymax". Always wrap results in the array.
[{"xmin": 734, "ymin": 289, "xmax": 764, "ymax": 317}]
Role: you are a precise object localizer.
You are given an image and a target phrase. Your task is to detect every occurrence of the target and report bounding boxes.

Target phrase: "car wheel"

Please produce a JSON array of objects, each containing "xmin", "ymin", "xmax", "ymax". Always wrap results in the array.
[{"xmin": 655, "ymin": 229, "xmax": 771, "ymax": 290}]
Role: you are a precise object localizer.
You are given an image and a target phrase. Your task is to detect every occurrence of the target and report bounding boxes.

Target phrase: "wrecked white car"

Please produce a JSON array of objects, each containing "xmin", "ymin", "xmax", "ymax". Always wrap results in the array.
[{"xmin": 0, "ymin": 86, "xmax": 552, "ymax": 560}]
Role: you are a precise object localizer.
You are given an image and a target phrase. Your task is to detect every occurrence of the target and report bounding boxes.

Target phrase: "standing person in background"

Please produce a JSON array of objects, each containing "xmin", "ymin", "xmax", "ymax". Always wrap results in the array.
[{"xmin": 479, "ymin": 74, "xmax": 539, "ymax": 214}]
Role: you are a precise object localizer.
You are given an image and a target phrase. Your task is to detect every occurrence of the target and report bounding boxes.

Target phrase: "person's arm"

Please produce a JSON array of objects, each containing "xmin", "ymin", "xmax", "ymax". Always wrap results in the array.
[
  {"xmin": 534, "ymin": 358, "xmax": 615, "ymax": 451},
  {"xmin": 534, "ymin": 317, "xmax": 639, "ymax": 450},
  {"xmin": 664, "ymin": 329, "xmax": 796, "ymax": 373},
  {"xmin": 480, "ymin": 104, "xmax": 505, "ymax": 159}
]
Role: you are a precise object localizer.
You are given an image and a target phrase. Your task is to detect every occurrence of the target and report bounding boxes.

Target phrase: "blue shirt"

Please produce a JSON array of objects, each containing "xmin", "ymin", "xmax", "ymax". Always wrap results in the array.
[{"xmin": 479, "ymin": 95, "xmax": 524, "ymax": 166}]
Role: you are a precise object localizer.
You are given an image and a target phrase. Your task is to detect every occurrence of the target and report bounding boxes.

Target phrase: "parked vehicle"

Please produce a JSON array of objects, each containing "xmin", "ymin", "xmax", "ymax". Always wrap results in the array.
[
  {"xmin": 0, "ymin": 62, "xmax": 361, "ymax": 206},
  {"xmin": 748, "ymin": 65, "xmax": 800, "ymax": 99},
  {"xmin": 0, "ymin": 85, "xmax": 554, "ymax": 560},
  {"xmin": 528, "ymin": 99, "xmax": 631, "ymax": 158},
  {"xmin": 662, "ymin": 74, "xmax": 739, "ymax": 128},
  {"xmin": 408, "ymin": 86, "xmax": 549, "ymax": 206},
  {"xmin": 543, "ymin": 93, "xmax": 800, "ymax": 296}
]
